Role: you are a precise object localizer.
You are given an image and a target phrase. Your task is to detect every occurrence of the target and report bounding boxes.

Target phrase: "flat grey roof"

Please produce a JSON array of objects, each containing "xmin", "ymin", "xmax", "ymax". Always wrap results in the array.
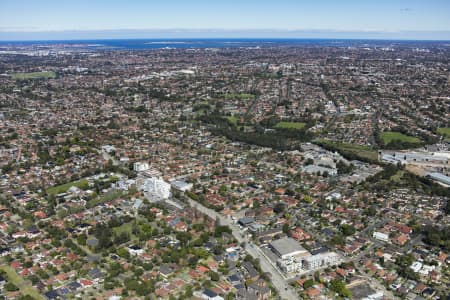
[
  {"xmin": 270, "ymin": 237, "xmax": 306, "ymax": 256},
  {"xmin": 427, "ymin": 172, "xmax": 450, "ymax": 185}
]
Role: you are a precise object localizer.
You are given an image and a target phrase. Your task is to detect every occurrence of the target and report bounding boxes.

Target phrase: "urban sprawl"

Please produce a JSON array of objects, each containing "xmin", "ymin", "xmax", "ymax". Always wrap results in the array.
[{"xmin": 0, "ymin": 42, "xmax": 449, "ymax": 300}]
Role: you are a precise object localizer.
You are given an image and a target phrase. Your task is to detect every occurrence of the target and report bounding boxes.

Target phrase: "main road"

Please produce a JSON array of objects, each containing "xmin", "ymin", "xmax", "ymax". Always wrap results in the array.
[{"xmin": 186, "ymin": 198, "xmax": 298, "ymax": 300}]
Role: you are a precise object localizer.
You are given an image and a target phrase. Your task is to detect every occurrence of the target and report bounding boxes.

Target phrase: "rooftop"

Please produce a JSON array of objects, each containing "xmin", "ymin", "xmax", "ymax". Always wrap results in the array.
[{"xmin": 270, "ymin": 237, "xmax": 308, "ymax": 257}]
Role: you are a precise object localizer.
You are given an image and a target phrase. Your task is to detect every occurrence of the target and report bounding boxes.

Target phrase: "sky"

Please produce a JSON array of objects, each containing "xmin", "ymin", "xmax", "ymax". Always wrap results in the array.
[{"xmin": 0, "ymin": 0, "xmax": 449, "ymax": 40}]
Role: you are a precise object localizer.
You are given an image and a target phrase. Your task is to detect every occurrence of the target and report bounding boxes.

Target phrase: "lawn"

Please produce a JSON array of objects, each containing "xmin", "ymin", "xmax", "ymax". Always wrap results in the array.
[
  {"xmin": 11, "ymin": 71, "xmax": 56, "ymax": 80},
  {"xmin": 47, "ymin": 179, "xmax": 89, "ymax": 195},
  {"xmin": 113, "ymin": 221, "xmax": 134, "ymax": 237},
  {"xmin": 316, "ymin": 140, "xmax": 379, "ymax": 163},
  {"xmin": 86, "ymin": 189, "xmax": 123, "ymax": 208},
  {"xmin": 113, "ymin": 220, "xmax": 142, "ymax": 242},
  {"xmin": 275, "ymin": 121, "xmax": 306, "ymax": 130},
  {"xmin": 380, "ymin": 131, "xmax": 421, "ymax": 145},
  {"xmin": 437, "ymin": 127, "xmax": 450, "ymax": 138},
  {"xmin": 226, "ymin": 115, "xmax": 238, "ymax": 125},
  {"xmin": 390, "ymin": 170, "xmax": 405, "ymax": 182},
  {"xmin": 0, "ymin": 265, "xmax": 44, "ymax": 300}
]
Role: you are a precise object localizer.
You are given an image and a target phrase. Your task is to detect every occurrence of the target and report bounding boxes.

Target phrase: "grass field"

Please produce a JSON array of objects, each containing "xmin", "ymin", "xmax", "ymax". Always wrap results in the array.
[
  {"xmin": 390, "ymin": 170, "xmax": 405, "ymax": 182},
  {"xmin": 47, "ymin": 179, "xmax": 89, "ymax": 195},
  {"xmin": 317, "ymin": 140, "xmax": 379, "ymax": 163},
  {"xmin": 226, "ymin": 115, "xmax": 238, "ymax": 125},
  {"xmin": 113, "ymin": 222, "xmax": 133, "ymax": 235},
  {"xmin": 11, "ymin": 71, "xmax": 56, "ymax": 80},
  {"xmin": 275, "ymin": 121, "xmax": 306, "ymax": 130},
  {"xmin": 0, "ymin": 265, "xmax": 44, "ymax": 300},
  {"xmin": 380, "ymin": 131, "xmax": 421, "ymax": 144},
  {"xmin": 437, "ymin": 127, "xmax": 450, "ymax": 138},
  {"xmin": 86, "ymin": 189, "xmax": 123, "ymax": 208}
]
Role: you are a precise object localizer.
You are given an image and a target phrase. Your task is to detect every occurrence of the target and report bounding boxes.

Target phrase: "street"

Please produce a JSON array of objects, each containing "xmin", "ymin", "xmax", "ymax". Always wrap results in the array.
[{"xmin": 187, "ymin": 198, "xmax": 299, "ymax": 300}]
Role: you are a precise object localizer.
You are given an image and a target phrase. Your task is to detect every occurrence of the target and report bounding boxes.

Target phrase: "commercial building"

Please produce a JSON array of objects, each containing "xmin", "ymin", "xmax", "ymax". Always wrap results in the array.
[
  {"xmin": 426, "ymin": 172, "xmax": 450, "ymax": 186},
  {"xmin": 133, "ymin": 162, "xmax": 150, "ymax": 172},
  {"xmin": 270, "ymin": 237, "xmax": 311, "ymax": 274},
  {"xmin": 302, "ymin": 165, "xmax": 338, "ymax": 176},
  {"xmin": 170, "ymin": 180, "xmax": 193, "ymax": 192},
  {"xmin": 303, "ymin": 251, "xmax": 340, "ymax": 270},
  {"xmin": 139, "ymin": 177, "xmax": 171, "ymax": 199},
  {"xmin": 270, "ymin": 237, "xmax": 310, "ymax": 260}
]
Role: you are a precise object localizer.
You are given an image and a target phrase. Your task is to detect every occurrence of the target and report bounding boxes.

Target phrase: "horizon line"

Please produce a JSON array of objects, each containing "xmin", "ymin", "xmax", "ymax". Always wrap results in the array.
[
  {"xmin": 1, "ymin": 28, "xmax": 450, "ymax": 42},
  {"xmin": 1, "ymin": 37, "xmax": 450, "ymax": 43},
  {"xmin": 1, "ymin": 28, "xmax": 450, "ymax": 33}
]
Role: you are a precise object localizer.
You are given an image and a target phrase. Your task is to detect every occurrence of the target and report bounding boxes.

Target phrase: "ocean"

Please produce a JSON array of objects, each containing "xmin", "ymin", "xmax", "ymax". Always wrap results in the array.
[{"xmin": 0, "ymin": 38, "xmax": 446, "ymax": 51}]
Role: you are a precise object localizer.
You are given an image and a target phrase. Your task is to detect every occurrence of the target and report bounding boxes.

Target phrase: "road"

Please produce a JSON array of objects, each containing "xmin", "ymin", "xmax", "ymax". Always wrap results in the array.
[
  {"xmin": 187, "ymin": 198, "xmax": 298, "ymax": 300},
  {"xmin": 347, "ymin": 217, "xmax": 400, "ymax": 300}
]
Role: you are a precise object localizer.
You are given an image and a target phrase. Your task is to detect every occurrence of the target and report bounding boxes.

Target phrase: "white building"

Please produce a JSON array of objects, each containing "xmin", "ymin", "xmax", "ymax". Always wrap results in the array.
[
  {"xmin": 302, "ymin": 165, "xmax": 338, "ymax": 176},
  {"xmin": 127, "ymin": 245, "xmax": 144, "ymax": 256},
  {"xmin": 115, "ymin": 179, "xmax": 136, "ymax": 191},
  {"xmin": 380, "ymin": 151, "xmax": 449, "ymax": 165},
  {"xmin": 316, "ymin": 156, "xmax": 336, "ymax": 169},
  {"xmin": 270, "ymin": 237, "xmax": 311, "ymax": 274},
  {"xmin": 102, "ymin": 145, "xmax": 116, "ymax": 154},
  {"xmin": 373, "ymin": 231, "xmax": 389, "ymax": 242},
  {"xmin": 303, "ymin": 252, "xmax": 340, "ymax": 270},
  {"xmin": 410, "ymin": 261, "xmax": 423, "ymax": 273},
  {"xmin": 277, "ymin": 257, "xmax": 303, "ymax": 273},
  {"xmin": 140, "ymin": 177, "xmax": 171, "ymax": 199},
  {"xmin": 171, "ymin": 180, "xmax": 193, "ymax": 192},
  {"xmin": 134, "ymin": 162, "xmax": 150, "ymax": 172},
  {"xmin": 362, "ymin": 291, "xmax": 384, "ymax": 300}
]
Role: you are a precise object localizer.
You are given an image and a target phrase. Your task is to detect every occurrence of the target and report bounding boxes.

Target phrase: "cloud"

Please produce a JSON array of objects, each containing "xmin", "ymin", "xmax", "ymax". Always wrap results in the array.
[{"xmin": 400, "ymin": 8, "xmax": 413, "ymax": 12}]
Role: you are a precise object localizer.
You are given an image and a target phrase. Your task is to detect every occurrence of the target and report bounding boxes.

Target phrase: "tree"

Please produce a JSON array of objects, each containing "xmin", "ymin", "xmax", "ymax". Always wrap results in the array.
[
  {"xmin": 365, "ymin": 206, "xmax": 376, "ymax": 216},
  {"xmin": 214, "ymin": 225, "xmax": 231, "ymax": 237},
  {"xmin": 93, "ymin": 223, "xmax": 113, "ymax": 250},
  {"xmin": 303, "ymin": 279, "xmax": 314, "ymax": 289},
  {"xmin": 117, "ymin": 248, "xmax": 130, "ymax": 259},
  {"xmin": 422, "ymin": 225, "xmax": 450, "ymax": 251},
  {"xmin": 330, "ymin": 234, "xmax": 345, "ymax": 246},
  {"xmin": 329, "ymin": 279, "xmax": 351, "ymax": 298},
  {"xmin": 273, "ymin": 202, "xmax": 286, "ymax": 214},
  {"xmin": 109, "ymin": 262, "xmax": 123, "ymax": 277},
  {"xmin": 314, "ymin": 271, "xmax": 320, "ymax": 282},
  {"xmin": 143, "ymin": 262, "xmax": 153, "ymax": 271},
  {"xmin": 37, "ymin": 268, "xmax": 50, "ymax": 279},
  {"xmin": 4, "ymin": 282, "xmax": 19, "ymax": 292},
  {"xmin": 29, "ymin": 274, "xmax": 40, "ymax": 285},
  {"xmin": 219, "ymin": 185, "xmax": 228, "ymax": 196},
  {"xmin": 181, "ymin": 285, "xmax": 193, "ymax": 298},
  {"xmin": 176, "ymin": 231, "xmax": 192, "ymax": 246},
  {"xmin": 77, "ymin": 234, "xmax": 87, "ymax": 246},
  {"xmin": 136, "ymin": 282, "xmax": 153, "ymax": 296},
  {"xmin": 210, "ymin": 271, "xmax": 220, "ymax": 281},
  {"xmin": 340, "ymin": 224, "xmax": 356, "ymax": 236}
]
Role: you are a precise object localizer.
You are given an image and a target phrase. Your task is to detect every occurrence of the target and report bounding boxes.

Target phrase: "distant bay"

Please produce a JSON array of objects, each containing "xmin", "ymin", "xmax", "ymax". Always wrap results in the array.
[{"xmin": 0, "ymin": 38, "xmax": 447, "ymax": 50}]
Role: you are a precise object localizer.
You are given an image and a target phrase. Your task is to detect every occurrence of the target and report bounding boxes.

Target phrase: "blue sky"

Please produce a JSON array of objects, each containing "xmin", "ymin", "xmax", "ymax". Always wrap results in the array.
[{"xmin": 0, "ymin": 0, "xmax": 449, "ymax": 40}]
